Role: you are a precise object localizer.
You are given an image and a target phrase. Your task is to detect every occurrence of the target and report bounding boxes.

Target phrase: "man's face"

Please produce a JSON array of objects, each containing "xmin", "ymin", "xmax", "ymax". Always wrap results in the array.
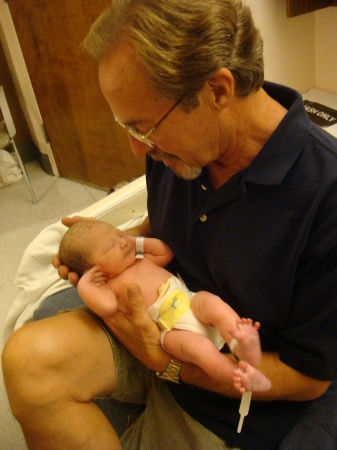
[{"xmin": 98, "ymin": 45, "xmax": 221, "ymax": 180}]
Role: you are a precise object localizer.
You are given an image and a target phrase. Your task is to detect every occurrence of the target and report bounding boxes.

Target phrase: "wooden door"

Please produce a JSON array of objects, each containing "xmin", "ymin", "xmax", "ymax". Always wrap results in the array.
[{"xmin": 7, "ymin": 0, "xmax": 145, "ymax": 189}]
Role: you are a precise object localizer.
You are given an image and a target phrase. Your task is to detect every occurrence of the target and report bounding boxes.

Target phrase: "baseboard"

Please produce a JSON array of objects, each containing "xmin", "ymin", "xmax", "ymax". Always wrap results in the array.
[
  {"xmin": 13, "ymin": 140, "xmax": 54, "ymax": 176},
  {"xmin": 16, "ymin": 140, "xmax": 39, "ymax": 163},
  {"xmin": 38, "ymin": 152, "xmax": 54, "ymax": 176}
]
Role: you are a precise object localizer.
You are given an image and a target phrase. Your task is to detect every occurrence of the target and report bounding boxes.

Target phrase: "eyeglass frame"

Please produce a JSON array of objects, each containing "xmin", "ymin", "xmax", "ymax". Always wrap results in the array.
[{"xmin": 114, "ymin": 98, "xmax": 183, "ymax": 147}]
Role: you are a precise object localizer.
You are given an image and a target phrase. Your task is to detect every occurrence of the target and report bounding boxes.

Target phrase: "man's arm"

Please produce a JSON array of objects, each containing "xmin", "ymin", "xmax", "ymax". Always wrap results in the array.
[
  {"xmin": 125, "ymin": 216, "xmax": 151, "ymax": 237},
  {"xmin": 180, "ymin": 352, "xmax": 331, "ymax": 401},
  {"xmin": 101, "ymin": 283, "xmax": 330, "ymax": 402}
]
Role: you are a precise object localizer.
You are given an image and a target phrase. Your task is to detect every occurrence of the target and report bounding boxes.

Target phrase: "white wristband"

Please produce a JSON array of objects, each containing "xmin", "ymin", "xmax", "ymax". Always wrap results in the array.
[{"xmin": 135, "ymin": 237, "xmax": 145, "ymax": 259}]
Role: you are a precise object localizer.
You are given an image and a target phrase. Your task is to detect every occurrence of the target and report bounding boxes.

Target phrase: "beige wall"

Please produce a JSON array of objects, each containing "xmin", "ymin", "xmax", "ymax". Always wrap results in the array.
[
  {"xmin": 246, "ymin": 0, "xmax": 336, "ymax": 94},
  {"xmin": 315, "ymin": 7, "xmax": 337, "ymax": 93}
]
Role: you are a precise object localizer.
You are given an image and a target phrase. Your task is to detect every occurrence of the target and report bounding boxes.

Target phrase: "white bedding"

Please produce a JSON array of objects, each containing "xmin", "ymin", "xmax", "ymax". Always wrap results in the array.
[{"xmin": 3, "ymin": 175, "xmax": 147, "ymax": 344}]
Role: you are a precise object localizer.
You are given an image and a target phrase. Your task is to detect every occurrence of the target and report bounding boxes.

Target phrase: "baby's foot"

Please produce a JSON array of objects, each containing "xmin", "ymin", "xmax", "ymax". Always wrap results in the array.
[
  {"xmin": 233, "ymin": 360, "xmax": 271, "ymax": 393},
  {"xmin": 229, "ymin": 318, "xmax": 261, "ymax": 367}
]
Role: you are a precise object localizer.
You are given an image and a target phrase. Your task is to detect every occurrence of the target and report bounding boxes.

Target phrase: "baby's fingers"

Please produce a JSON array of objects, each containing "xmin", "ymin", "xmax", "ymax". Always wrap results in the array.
[{"xmin": 86, "ymin": 266, "xmax": 109, "ymax": 285}]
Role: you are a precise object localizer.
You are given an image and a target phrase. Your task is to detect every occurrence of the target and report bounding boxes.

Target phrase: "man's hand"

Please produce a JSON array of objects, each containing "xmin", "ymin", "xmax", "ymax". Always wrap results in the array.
[
  {"xmin": 52, "ymin": 216, "xmax": 96, "ymax": 285},
  {"xmin": 101, "ymin": 284, "xmax": 171, "ymax": 372}
]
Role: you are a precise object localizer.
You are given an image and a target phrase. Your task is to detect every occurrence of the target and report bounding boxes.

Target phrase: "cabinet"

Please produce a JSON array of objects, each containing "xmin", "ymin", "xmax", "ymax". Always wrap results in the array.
[
  {"xmin": 6, "ymin": 0, "xmax": 145, "ymax": 190},
  {"xmin": 286, "ymin": 0, "xmax": 337, "ymax": 17}
]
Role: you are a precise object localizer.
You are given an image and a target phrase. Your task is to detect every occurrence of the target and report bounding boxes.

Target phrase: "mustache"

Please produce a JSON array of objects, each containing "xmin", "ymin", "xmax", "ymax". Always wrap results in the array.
[
  {"xmin": 148, "ymin": 149, "xmax": 180, "ymax": 162},
  {"xmin": 148, "ymin": 148, "xmax": 202, "ymax": 180}
]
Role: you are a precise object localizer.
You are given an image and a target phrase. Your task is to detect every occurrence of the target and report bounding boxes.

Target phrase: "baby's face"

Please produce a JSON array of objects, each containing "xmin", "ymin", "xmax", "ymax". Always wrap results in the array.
[{"xmin": 89, "ymin": 222, "xmax": 136, "ymax": 276}]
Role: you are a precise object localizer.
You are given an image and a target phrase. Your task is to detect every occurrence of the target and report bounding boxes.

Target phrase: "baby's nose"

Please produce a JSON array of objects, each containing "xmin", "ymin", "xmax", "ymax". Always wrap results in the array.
[{"xmin": 118, "ymin": 237, "xmax": 128, "ymax": 248}]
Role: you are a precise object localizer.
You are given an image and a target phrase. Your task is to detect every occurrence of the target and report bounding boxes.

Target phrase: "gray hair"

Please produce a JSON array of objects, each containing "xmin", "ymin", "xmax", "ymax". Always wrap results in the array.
[{"xmin": 83, "ymin": 0, "xmax": 264, "ymax": 107}]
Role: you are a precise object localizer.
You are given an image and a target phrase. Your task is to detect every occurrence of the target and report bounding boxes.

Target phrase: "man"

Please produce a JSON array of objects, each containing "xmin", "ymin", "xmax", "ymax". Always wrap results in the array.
[{"xmin": 2, "ymin": 1, "xmax": 337, "ymax": 449}]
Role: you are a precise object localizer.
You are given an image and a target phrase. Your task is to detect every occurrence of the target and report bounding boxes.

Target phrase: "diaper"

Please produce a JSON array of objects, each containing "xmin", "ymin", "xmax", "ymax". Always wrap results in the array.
[{"xmin": 147, "ymin": 276, "xmax": 225, "ymax": 350}]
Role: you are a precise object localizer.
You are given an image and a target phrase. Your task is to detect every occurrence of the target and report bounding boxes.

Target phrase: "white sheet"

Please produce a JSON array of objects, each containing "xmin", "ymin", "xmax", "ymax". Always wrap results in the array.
[{"xmin": 3, "ymin": 175, "xmax": 147, "ymax": 345}]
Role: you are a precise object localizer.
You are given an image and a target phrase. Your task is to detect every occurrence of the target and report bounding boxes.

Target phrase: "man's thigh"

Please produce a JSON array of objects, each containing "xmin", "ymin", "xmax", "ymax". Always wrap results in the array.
[
  {"xmin": 278, "ymin": 380, "xmax": 337, "ymax": 449},
  {"xmin": 34, "ymin": 288, "xmax": 148, "ymax": 436},
  {"xmin": 33, "ymin": 287, "xmax": 85, "ymax": 320},
  {"xmin": 30, "ymin": 308, "xmax": 117, "ymax": 401}
]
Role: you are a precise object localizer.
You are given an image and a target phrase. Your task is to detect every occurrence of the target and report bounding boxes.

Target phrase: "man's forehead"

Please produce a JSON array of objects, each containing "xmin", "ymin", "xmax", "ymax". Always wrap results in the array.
[
  {"xmin": 98, "ymin": 45, "xmax": 151, "ymax": 97},
  {"xmin": 98, "ymin": 46, "xmax": 165, "ymax": 125}
]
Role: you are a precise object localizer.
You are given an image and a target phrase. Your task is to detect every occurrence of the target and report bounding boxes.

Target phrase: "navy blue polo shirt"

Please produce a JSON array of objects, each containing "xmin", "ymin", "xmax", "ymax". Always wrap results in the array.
[{"xmin": 146, "ymin": 82, "xmax": 337, "ymax": 449}]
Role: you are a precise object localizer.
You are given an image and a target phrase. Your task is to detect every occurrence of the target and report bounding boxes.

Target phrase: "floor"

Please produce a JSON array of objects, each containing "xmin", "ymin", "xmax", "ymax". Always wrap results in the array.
[{"xmin": 0, "ymin": 160, "xmax": 107, "ymax": 450}]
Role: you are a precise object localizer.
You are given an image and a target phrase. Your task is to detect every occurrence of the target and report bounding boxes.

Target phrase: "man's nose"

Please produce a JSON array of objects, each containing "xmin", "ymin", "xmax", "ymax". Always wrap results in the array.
[{"xmin": 128, "ymin": 135, "xmax": 152, "ymax": 157}]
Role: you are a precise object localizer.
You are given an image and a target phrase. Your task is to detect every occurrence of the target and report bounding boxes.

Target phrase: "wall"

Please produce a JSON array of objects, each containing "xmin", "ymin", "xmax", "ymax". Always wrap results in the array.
[
  {"xmin": 247, "ymin": 0, "xmax": 336, "ymax": 95},
  {"xmin": 246, "ymin": 0, "xmax": 316, "ymax": 93},
  {"xmin": 315, "ymin": 7, "xmax": 337, "ymax": 93}
]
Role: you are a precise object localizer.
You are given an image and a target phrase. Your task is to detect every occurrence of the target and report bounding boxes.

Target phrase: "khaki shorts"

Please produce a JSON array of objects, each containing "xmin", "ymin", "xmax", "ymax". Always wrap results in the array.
[{"xmin": 80, "ymin": 308, "xmax": 239, "ymax": 450}]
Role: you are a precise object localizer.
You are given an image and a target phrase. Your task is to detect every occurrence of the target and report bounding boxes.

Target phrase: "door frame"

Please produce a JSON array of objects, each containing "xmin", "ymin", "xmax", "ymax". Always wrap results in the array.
[{"xmin": 0, "ymin": 1, "xmax": 59, "ymax": 176}]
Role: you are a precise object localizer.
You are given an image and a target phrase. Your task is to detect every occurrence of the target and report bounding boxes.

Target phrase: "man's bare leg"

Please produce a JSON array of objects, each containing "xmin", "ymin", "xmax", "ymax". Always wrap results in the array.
[{"xmin": 2, "ymin": 311, "xmax": 121, "ymax": 450}]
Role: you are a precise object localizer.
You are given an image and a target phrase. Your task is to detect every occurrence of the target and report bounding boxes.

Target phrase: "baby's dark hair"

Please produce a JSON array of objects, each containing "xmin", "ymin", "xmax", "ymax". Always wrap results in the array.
[{"xmin": 59, "ymin": 221, "xmax": 98, "ymax": 276}]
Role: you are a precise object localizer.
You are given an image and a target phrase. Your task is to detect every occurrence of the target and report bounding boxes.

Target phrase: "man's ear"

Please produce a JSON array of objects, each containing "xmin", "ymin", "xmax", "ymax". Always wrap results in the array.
[{"xmin": 206, "ymin": 68, "xmax": 235, "ymax": 110}]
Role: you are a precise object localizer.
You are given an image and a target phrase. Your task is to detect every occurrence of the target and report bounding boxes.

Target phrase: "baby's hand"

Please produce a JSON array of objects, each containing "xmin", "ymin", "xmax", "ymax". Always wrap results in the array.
[
  {"xmin": 78, "ymin": 266, "xmax": 117, "ymax": 316},
  {"xmin": 84, "ymin": 266, "xmax": 109, "ymax": 287}
]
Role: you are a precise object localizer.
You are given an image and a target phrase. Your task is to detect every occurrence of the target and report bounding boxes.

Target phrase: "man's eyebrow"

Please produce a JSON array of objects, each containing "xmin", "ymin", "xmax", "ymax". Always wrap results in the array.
[
  {"xmin": 123, "ymin": 119, "xmax": 139, "ymax": 127},
  {"xmin": 114, "ymin": 115, "xmax": 152, "ymax": 128},
  {"xmin": 123, "ymin": 117, "xmax": 152, "ymax": 128}
]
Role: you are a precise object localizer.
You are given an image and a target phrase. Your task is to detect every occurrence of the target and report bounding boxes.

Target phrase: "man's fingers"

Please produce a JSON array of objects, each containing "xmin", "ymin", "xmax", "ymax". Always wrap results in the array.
[
  {"xmin": 58, "ymin": 265, "xmax": 79, "ymax": 286},
  {"xmin": 61, "ymin": 216, "xmax": 95, "ymax": 228},
  {"xmin": 68, "ymin": 272, "xmax": 80, "ymax": 287},
  {"xmin": 58, "ymin": 264, "xmax": 69, "ymax": 279},
  {"xmin": 52, "ymin": 254, "xmax": 61, "ymax": 268},
  {"xmin": 126, "ymin": 283, "xmax": 152, "ymax": 324},
  {"xmin": 127, "ymin": 284, "xmax": 146, "ymax": 309}
]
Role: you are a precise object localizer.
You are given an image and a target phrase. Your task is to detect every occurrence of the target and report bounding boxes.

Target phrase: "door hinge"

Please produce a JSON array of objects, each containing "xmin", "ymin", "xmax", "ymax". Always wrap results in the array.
[{"xmin": 41, "ymin": 123, "xmax": 50, "ymax": 144}]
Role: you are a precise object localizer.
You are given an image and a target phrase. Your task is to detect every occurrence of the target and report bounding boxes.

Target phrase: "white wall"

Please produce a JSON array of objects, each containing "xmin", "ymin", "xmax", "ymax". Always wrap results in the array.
[
  {"xmin": 247, "ymin": 0, "xmax": 315, "ymax": 92},
  {"xmin": 246, "ymin": 0, "xmax": 337, "ymax": 95},
  {"xmin": 315, "ymin": 7, "xmax": 337, "ymax": 93}
]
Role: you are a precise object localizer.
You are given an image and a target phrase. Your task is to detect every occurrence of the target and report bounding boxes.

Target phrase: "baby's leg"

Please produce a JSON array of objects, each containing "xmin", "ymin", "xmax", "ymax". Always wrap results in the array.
[
  {"xmin": 191, "ymin": 293, "xmax": 262, "ymax": 367},
  {"xmin": 162, "ymin": 329, "xmax": 237, "ymax": 382},
  {"xmin": 233, "ymin": 360, "xmax": 272, "ymax": 393},
  {"xmin": 230, "ymin": 318, "xmax": 261, "ymax": 367}
]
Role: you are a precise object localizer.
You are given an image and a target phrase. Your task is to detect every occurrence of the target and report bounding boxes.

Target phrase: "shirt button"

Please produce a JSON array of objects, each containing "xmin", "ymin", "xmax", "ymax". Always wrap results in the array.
[{"xmin": 200, "ymin": 214, "xmax": 207, "ymax": 222}]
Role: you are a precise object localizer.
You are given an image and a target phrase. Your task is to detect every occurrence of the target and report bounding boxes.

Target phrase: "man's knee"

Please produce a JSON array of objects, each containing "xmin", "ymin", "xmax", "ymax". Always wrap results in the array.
[
  {"xmin": 2, "ymin": 319, "xmax": 70, "ymax": 418},
  {"xmin": 2, "ymin": 312, "xmax": 114, "ymax": 419}
]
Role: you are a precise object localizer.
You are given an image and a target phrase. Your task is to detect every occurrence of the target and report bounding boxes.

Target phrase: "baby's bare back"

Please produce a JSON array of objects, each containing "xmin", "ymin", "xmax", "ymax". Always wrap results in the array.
[{"xmin": 107, "ymin": 258, "xmax": 172, "ymax": 309}]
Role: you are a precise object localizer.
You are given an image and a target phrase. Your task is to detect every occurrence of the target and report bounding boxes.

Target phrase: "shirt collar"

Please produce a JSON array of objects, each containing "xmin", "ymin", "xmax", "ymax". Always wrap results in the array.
[{"xmin": 244, "ymin": 81, "xmax": 313, "ymax": 186}]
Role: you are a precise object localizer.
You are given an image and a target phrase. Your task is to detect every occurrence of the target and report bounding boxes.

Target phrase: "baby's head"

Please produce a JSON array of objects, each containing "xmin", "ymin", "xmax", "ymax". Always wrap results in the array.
[
  {"xmin": 59, "ymin": 220, "xmax": 135, "ymax": 276},
  {"xmin": 59, "ymin": 220, "xmax": 100, "ymax": 276}
]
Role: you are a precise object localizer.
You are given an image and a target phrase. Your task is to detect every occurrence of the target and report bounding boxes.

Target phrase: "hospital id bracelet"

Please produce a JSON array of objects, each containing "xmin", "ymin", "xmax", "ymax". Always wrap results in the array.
[
  {"xmin": 135, "ymin": 237, "xmax": 145, "ymax": 259},
  {"xmin": 156, "ymin": 358, "xmax": 182, "ymax": 384}
]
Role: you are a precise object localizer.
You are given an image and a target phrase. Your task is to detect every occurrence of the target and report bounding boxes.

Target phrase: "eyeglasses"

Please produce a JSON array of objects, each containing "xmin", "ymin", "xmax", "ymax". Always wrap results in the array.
[{"xmin": 114, "ymin": 98, "xmax": 182, "ymax": 148}]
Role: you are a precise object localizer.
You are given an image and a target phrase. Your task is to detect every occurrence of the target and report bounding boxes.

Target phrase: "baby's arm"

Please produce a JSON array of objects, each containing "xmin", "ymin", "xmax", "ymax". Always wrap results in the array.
[
  {"xmin": 77, "ymin": 266, "xmax": 118, "ymax": 317},
  {"xmin": 141, "ymin": 237, "xmax": 174, "ymax": 267}
]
